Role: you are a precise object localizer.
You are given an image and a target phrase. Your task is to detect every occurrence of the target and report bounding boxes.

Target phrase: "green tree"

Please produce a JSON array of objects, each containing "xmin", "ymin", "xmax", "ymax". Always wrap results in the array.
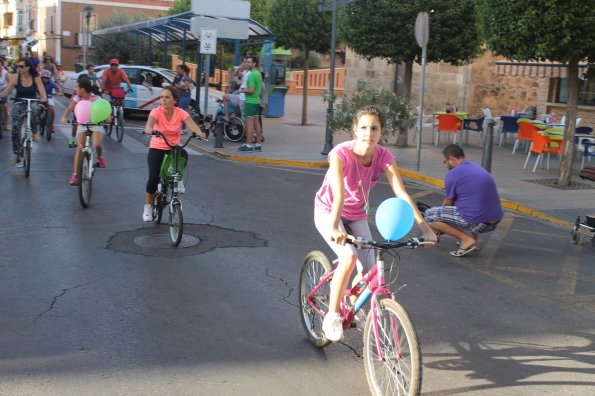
[
  {"xmin": 340, "ymin": 0, "xmax": 482, "ymax": 99},
  {"xmin": 477, "ymin": 0, "xmax": 594, "ymax": 186},
  {"xmin": 168, "ymin": 0, "xmax": 191, "ymax": 15},
  {"xmin": 268, "ymin": 0, "xmax": 331, "ymax": 125},
  {"xmin": 94, "ymin": 11, "xmax": 151, "ymax": 65}
]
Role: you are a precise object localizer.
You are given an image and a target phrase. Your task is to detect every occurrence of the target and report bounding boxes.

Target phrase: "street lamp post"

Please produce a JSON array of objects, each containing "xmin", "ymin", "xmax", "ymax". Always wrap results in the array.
[{"xmin": 83, "ymin": 6, "xmax": 94, "ymax": 66}]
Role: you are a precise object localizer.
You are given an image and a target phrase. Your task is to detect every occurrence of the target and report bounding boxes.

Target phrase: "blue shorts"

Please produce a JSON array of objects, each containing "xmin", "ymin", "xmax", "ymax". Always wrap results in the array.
[{"xmin": 424, "ymin": 206, "xmax": 499, "ymax": 234}]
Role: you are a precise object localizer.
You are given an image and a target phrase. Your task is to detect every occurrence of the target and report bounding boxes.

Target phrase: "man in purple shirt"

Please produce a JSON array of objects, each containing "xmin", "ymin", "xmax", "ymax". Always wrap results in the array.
[{"xmin": 424, "ymin": 144, "xmax": 503, "ymax": 257}]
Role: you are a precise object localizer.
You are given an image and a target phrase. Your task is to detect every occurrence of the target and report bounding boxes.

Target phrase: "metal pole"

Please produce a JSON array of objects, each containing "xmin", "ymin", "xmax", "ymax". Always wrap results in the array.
[
  {"xmin": 214, "ymin": 115, "xmax": 224, "ymax": 148},
  {"xmin": 203, "ymin": 54, "xmax": 210, "ymax": 117},
  {"xmin": 481, "ymin": 119, "xmax": 495, "ymax": 172},
  {"xmin": 416, "ymin": 45, "xmax": 427, "ymax": 171},
  {"xmin": 322, "ymin": 0, "xmax": 337, "ymax": 155}
]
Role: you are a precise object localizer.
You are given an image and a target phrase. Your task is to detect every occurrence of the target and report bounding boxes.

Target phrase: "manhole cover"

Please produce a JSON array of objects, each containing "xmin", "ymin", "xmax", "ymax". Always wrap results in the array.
[{"xmin": 134, "ymin": 233, "xmax": 200, "ymax": 248}]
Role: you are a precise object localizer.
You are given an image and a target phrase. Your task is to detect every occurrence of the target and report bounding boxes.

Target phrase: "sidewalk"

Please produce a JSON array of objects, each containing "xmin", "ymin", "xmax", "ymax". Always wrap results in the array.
[{"xmin": 193, "ymin": 94, "xmax": 595, "ymax": 228}]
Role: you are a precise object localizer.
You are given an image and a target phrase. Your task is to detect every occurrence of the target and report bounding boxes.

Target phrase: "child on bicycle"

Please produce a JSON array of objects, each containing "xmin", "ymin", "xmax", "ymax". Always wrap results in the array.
[
  {"xmin": 142, "ymin": 86, "xmax": 207, "ymax": 222},
  {"xmin": 60, "ymin": 77, "xmax": 107, "ymax": 186},
  {"xmin": 40, "ymin": 69, "xmax": 62, "ymax": 133},
  {"xmin": 314, "ymin": 105, "xmax": 437, "ymax": 342}
]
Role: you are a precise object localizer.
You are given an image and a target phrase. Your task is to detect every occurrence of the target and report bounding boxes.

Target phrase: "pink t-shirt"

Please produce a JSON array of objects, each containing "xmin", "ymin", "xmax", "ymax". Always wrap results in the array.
[
  {"xmin": 148, "ymin": 106, "xmax": 189, "ymax": 150},
  {"xmin": 315, "ymin": 141, "xmax": 395, "ymax": 220}
]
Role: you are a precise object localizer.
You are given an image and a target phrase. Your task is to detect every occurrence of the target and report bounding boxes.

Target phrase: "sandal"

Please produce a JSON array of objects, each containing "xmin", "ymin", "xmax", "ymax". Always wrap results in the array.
[
  {"xmin": 449, "ymin": 245, "xmax": 479, "ymax": 257},
  {"xmin": 456, "ymin": 241, "xmax": 480, "ymax": 251}
]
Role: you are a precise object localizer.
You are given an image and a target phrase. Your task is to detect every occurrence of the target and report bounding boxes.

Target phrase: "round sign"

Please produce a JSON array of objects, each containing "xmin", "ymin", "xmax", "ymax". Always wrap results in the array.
[{"xmin": 415, "ymin": 12, "xmax": 429, "ymax": 48}]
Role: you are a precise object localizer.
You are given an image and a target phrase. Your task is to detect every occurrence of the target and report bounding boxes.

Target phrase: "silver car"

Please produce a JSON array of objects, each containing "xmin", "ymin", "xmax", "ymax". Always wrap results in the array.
[{"xmin": 62, "ymin": 64, "xmax": 221, "ymax": 116}]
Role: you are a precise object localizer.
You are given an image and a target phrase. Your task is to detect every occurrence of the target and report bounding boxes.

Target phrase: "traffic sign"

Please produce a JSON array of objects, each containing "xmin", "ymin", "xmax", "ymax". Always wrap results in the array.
[
  {"xmin": 200, "ymin": 29, "xmax": 217, "ymax": 55},
  {"xmin": 191, "ymin": 17, "xmax": 249, "ymax": 40},
  {"xmin": 192, "ymin": 0, "xmax": 250, "ymax": 19},
  {"xmin": 415, "ymin": 12, "xmax": 429, "ymax": 48}
]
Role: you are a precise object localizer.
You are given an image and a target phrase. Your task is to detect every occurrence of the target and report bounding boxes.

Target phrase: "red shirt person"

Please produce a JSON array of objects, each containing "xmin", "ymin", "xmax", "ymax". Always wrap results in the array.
[{"xmin": 100, "ymin": 58, "xmax": 132, "ymax": 105}]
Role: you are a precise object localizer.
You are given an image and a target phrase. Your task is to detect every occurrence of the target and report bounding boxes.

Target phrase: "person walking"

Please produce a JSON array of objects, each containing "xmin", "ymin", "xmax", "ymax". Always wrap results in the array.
[
  {"xmin": 237, "ymin": 55, "xmax": 263, "ymax": 152},
  {"xmin": 172, "ymin": 64, "xmax": 194, "ymax": 133},
  {"xmin": 0, "ymin": 57, "xmax": 11, "ymax": 134},
  {"xmin": 424, "ymin": 144, "xmax": 503, "ymax": 257}
]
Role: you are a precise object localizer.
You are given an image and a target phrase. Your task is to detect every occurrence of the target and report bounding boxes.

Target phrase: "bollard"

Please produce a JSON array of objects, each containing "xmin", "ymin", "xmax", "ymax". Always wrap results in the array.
[
  {"xmin": 481, "ymin": 119, "xmax": 495, "ymax": 172},
  {"xmin": 214, "ymin": 117, "xmax": 224, "ymax": 149}
]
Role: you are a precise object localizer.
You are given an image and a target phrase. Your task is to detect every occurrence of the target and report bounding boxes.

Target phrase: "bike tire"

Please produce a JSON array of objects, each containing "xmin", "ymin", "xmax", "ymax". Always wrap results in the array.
[
  {"xmin": 363, "ymin": 298, "xmax": 422, "ymax": 396},
  {"xmin": 23, "ymin": 139, "xmax": 31, "ymax": 178},
  {"xmin": 299, "ymin": 251, "xmax": 333, "ymax": 348},
  {"xmin": 78, "ymin": 151, "xmax": 93, "ymax": 208},
  {"xmin": 152, "ymin": 190, "xmax": 164, "ymax": 224},
  {"xmin": 224, "ymin": 117, "xmax": 245, "ymax": 142},
  {"xmin": 45, "ymin": 109, "xmax": 53, "ymax": 142},
  {"xmin": 169, "ymin": 201, "xmax": 183, "ymax": 246},
  {"xmin": 116, "ymin": 107, "xmax": 124, "ymax": 142}
]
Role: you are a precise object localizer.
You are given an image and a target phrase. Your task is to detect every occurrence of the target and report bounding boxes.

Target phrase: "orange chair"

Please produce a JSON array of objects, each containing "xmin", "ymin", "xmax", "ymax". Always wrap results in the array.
[
  {"xmin": 513, "ymin": 119, "xmax": 542, "ymax": 155},
  {"xmin": 435, "ymin": 114, "xmax": 462, "ymax": 146},
  {"xmin": 523, "ymin": 130, "xmax": 564, "ymax": 172}
]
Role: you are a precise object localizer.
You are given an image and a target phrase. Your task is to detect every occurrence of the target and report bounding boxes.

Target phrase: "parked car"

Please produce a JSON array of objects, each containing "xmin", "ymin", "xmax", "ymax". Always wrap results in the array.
[{"xmin": 62, "ymin": 65, "xmax": 222, "ymax": 116}]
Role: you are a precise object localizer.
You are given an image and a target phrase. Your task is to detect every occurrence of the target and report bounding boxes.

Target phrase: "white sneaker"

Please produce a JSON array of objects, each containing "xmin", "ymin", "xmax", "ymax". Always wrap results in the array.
[
  {"xmin": 176, "ymin": 180, "xmax": 186, "ymax": 194},
  {"xmin": 142, "ymin": 204, "xmax": 152, "ymax": 222},
  {"xmin": 322, "ymin": 312, "xmax": 344, "ymax": 342}
]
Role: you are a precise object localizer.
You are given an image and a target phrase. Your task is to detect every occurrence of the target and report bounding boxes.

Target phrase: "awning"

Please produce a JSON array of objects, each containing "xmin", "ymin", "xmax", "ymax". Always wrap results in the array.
[
  {"xmin": 495, "ymin": 61, "xmax": 589, "ymax": 78},
  {"xmin": 92, "ymin": 11, "xmax": 274, "ymax": 43}
]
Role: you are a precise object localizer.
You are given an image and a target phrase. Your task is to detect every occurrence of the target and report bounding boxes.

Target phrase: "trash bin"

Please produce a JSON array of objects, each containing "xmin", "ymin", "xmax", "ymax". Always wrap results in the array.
[
  {"xmin": 266, "ymin": 86, "xmax": 288, "ymax": 118},
  {"xmin": 74, "ymin": 63, "xmax": 84, "ymax": 73}
]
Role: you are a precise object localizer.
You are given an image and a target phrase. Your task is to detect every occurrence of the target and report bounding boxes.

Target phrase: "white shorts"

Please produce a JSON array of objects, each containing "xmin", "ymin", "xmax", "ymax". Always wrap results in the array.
[
  {"xmin": 314, "ymin": 208, "xmax": 375, "ymax": 273},
  {"xmin": 76, "ymin": 125, "xmax": 104, "ymax": 134}
]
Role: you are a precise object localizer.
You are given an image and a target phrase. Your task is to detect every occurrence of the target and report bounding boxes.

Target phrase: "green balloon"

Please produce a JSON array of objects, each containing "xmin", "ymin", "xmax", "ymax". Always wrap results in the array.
[{"xmin": 91, "ymin": 98, "xmax": 112, "ymax": 124}]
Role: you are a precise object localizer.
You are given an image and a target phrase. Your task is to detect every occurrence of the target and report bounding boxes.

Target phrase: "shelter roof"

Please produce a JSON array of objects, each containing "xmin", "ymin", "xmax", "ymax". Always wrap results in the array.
[{"xmin": 92, "ymin": 11, "xmax": 274, "ymax": 43}]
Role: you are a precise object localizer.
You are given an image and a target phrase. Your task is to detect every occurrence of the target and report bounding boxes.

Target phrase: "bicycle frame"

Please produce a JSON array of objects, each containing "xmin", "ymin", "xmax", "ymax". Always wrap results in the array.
[{"xmin": 305, "ymin": 238, "xmax": 424, "ymax": 360}]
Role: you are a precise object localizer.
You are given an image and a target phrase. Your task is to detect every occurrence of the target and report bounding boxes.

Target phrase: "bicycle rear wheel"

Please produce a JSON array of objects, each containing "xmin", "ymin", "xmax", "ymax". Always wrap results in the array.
[
  {"xmin": 224, "ymin": 117, "xmax": 245, "ymax": 142},
  {"xmin": 169, "ymin": 200, "xmax": 183, "ymax": 246},
  {"xmin": 78, "ymin": 151, "xmax": 93, "ymax": 208},
  {"xmin": 116, "ymin": 107, "xmax": 124, "ymax": 142},
  {"xmin": 23, "ymin": 139, "xmax": 31, "ymax": 178},
  {"xmin": 299, "ymin": 251, "xmax": 333, "ymax": 348},
  {"xmin": 364, "ymin": 298, "xmax": 422, "ymax": 396}
]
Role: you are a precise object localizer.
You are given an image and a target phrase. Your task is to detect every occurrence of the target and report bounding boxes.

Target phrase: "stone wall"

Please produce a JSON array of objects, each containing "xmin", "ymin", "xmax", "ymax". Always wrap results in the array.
[{"xmin": 344, "ymin": 48, "xmax": 396, "ymax": 94}]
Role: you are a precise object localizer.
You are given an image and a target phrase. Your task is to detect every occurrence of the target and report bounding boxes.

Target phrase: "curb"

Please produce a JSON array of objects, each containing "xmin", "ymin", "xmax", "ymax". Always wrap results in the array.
[{"xmin": 195, "ymin": 143, "xmax": 575, "ymax": 230}]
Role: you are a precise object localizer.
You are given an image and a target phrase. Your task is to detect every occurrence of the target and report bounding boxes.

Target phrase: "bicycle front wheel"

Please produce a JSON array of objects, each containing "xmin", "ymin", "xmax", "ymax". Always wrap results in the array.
[
  {"xmin": 224, "ymin": 117, "xmax": 245, "ymax": 142},
  {"xmin": 23, "ymin": 139, "xmax": 31, "ymax": 178},
  {"xmin": 116, "ymin": 107, "xmax": 124, "ymax": 142},
  {"xmin": 299, "ymin": 251, "xmax": 333, "ymax": 348},
  {"xmin": 45, "ymin": 110, "xmax": 52, "ymax": 141},
  {"xmin": 169, "ymin": 201, "xmax": 183, "ymax": 246},
  {"xmin": 364, "ymin": 298, "xmax": 422, "ymax": 396},
  {"xmin": 78, "ymin": 151, "xmax": 93, "ymax": 208}
]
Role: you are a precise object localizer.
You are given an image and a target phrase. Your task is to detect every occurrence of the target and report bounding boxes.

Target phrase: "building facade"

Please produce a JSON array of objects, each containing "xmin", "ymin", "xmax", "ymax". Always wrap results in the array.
[
  {"xmin": 37, "ymin": 0, "xmax": 173, "ymax": 70},
  {"xmin": 0, "ymin": 0, "xmax": 38, "ymax": 59}
]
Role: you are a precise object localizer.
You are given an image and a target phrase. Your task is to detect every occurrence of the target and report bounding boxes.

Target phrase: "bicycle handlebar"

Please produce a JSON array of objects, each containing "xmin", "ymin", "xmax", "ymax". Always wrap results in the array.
[
  {"xmin": 11, "ymin": 97, "xmax": 41, "ymax": 103},
  {"xmin": 148, "ymin": 130, "xmax": 207, "ymax": 147},
  {"xmin": 345, "ymin": 237, "xmax": 434, "ymax": 250}
]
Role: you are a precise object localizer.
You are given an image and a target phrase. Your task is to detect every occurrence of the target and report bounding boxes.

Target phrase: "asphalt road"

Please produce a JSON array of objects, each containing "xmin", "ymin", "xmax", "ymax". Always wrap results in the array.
[{"xmin": 0, "ymin": 97, "xmax": 594, "ymax": 395}]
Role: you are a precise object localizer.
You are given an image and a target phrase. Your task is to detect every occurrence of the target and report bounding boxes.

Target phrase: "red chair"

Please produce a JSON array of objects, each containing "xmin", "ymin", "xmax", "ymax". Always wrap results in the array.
[
  {"xmin": 513, "ymin": 119, "xmax": 542, "ymax": 155},
  {"xmin": 523, "ymin": 130, "xmax": 564, "ymax": 172},
  {"xmin": 435, "ymin": 114, "xmax": 462, "ymax": 146}
]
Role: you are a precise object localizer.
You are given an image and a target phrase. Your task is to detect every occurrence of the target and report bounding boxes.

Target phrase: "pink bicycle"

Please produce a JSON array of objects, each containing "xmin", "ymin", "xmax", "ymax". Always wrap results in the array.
[{"xmin": 299, "ymin": 237, "xmax": 429, "ymax": 396}]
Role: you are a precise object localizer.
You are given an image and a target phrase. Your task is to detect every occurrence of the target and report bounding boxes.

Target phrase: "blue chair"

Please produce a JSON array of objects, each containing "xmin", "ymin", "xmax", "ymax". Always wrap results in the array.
[
  {"xmin": 576, "ymin": 126, "xmax": 593, "ymax": 135},
  {"xmin": 581, "ymin": 141, "xmax": 595, "ymax": 168},
  {"xmin": 499, "ymin": 115, "xmax": 519, "ymax": 146},
  {"xmin": 462, "ymin": 115, "xmax": 486, "ymax": 145}
]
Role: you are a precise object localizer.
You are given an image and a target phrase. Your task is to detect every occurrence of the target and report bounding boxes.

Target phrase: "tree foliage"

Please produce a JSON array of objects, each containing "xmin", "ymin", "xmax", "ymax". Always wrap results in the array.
[
  {"xmin": 94, "ymin": 11, "xmax": 150, "ymax": 65},
  {"xmin": 477, "ymin": 0, "xmax": 595, "ymax": 185},
  {"xmin": 340, "ymin": 0, "xmax": 482, "ymax": 66},
  {"xmin": 168, "ymin": 0, "xmax": 191, "ymax": 15},
  {"xmin": 268, "ymin": 0, "xmax": 332, "ymax": 124}
]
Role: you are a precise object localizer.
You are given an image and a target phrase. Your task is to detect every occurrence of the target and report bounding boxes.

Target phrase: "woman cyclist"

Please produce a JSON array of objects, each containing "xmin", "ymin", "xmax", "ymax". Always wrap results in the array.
[
  {"xmin": 314, "ymin": 105, "xmax": 437, "ymax": 342},
  {"xmin": 60, "ymin": 78, "xmax": 107, "ymax": 185},
  {"xmin": 0, "ymin": 57, "xmax": 47, "ymax": 165},
  {"xmin": 142, "ymin": 86, "xmax": 207, "ymax": 222}
]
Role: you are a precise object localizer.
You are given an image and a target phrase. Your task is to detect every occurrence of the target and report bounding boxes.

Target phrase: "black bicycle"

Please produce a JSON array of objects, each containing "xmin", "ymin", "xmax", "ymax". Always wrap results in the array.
[
  {"xmin": 149, "ymin": 130, "xmax": 206, "ymax": 246},
  {"xmin": 37, "ymin": 102, "xmax": 53, "ymax": 141}
]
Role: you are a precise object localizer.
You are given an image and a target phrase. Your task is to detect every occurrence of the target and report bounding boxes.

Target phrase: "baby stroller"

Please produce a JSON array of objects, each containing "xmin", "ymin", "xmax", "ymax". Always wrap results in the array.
[{"xmin": 571, "ymin": 166, "xmax": 595, "ymax": 248}]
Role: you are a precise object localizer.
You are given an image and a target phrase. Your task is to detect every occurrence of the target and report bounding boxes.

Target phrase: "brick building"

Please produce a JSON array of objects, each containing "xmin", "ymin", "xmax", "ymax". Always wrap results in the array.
[{"xmin": 37, "ymin": 0, "xmax": 173, "ymax": 71}]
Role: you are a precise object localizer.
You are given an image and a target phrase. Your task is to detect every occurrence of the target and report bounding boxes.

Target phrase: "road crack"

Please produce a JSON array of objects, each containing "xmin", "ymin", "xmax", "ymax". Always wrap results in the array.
[
  {"xmin": 35, "ymin": 281, "xmax": 97, "ymax": 320},
  {"xmin": 265, "ymin": 268, "xmax": 297, "ymax": 308}
]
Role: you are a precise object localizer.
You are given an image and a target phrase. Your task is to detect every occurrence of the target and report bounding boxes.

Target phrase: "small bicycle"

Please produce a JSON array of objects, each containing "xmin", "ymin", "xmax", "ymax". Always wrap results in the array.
[
  {"xmin": 75, "ymin": 122, "xmax": 106, "ymax": 208},
  {"xmin": 11, "ymin": 97, "xmax": 41, "ymax": 177},
  {"xmin": 37, "ymin": 102, "xmax": 53, "ymax": 141},
  {"xmin": 149, "ymin": 130, "xmax": 205, "ymax": 246},
  {"xmin": 299, "ymin": 237, "xmax": 430, "ymax": 396}
]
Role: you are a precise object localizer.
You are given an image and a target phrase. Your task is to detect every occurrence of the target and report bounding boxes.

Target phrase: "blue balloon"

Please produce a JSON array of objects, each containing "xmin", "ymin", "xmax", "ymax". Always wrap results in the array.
[{"xmin": 375, "ymin": 198, "xmax": 415, "ymax": 241}]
